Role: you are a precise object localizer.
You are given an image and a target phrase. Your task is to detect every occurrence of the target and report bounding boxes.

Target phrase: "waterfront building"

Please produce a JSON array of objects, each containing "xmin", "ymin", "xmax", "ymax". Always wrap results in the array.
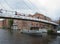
[
  {"xmin": 0, "ymin": 19, "xmax": 4, "ymax": 28},
  {"xmin": 13, "ymin": 12, "xmax": 57, "ymax": 32}
]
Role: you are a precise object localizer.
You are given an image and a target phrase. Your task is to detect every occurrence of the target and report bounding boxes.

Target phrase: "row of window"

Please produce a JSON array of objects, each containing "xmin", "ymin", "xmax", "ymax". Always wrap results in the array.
[{"xmin": 31, "ymin": 23, "xmax": 56, "ymax": 29}]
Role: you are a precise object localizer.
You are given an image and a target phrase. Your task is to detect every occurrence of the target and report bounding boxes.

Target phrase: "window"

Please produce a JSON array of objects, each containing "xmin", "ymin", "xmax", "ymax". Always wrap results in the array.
[
  {"xmin": 31, "ymin": 23, "xmax": 33, "ymax": 25},
  {"xmin": 37, "ymin": 17, "xmax": 39, "ymax": 19}
]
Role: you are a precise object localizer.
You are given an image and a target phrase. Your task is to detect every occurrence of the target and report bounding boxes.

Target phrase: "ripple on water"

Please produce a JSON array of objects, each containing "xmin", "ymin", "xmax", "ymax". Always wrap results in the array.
[{"xmin": 0, "ymin": 29, "xmax": 60, "ymax": 44}]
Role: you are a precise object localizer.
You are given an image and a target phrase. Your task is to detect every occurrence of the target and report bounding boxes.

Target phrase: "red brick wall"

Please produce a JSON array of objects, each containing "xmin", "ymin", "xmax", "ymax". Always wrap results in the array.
[
  {"xmin": 3, "ymin": 19, "xmax": 10, "ymax": 28},
  {"xmin": 0, "ymin": 21, "xmax": 3, "ymax": 28},
  {"xmin": 13, "ymin": 13, "xmax": 54, "ymax": 30}
]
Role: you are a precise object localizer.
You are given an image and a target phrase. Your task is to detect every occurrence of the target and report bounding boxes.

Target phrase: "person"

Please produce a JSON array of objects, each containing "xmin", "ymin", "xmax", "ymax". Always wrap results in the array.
[
  {"xmin": 15, "ymin": 11, "xmax": 17, "ymax": 15},
  {"xmin": 0, "ymin": 9, "xmax": 3, "ymax": 13}
]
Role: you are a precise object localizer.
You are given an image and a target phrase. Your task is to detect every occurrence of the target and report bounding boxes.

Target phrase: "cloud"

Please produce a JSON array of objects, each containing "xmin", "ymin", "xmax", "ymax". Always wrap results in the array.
[
  {"xmin": 0, "ymin": 0, "xmax": 12, "ymax": 10},
  {"xmin": 28, "ymin": 0, "xmax": 60, "ymax": 20}
]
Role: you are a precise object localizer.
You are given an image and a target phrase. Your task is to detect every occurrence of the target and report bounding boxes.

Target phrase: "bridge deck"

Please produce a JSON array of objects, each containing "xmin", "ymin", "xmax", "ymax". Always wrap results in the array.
[{"xmin": 0, "ymin": 13, "xmax": 58, "ymax": 26}]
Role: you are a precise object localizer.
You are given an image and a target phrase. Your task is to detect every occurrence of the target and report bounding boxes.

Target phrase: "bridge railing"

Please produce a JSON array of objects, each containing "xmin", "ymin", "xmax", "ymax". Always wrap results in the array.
[
  {"xmin": 0, "ymin": 9, "xmax": 58, "ymax": 26},
  {"xmin": 0, "ymin": 9, "xmax": 15, "ymax": 14}
]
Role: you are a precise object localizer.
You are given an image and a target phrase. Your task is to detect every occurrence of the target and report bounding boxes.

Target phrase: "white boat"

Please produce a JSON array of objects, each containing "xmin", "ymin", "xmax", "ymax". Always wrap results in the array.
[
  {"xmin": 57, "ymin": 25, "xmax": 60, "ymax": 33},
  {"xmin": 20, "ymin": 29, "xmax": 43, "ymax": 36},
  {"xmin": 57, "ymin": 30, "xmax": 60, "ymax": 33}
]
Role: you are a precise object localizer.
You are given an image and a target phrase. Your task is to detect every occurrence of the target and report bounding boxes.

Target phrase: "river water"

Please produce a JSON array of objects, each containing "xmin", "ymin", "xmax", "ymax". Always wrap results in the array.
[{"xmin": 0, "ymin": 29, "xmax": 60, "ymax": 44}]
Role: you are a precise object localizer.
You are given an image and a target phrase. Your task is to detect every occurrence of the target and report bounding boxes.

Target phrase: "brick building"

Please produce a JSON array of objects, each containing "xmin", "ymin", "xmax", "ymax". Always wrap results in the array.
[
  {"xmin": 0, "ymin": 12, "xmax": 57, "ymax": 32},
  {"xmin": 0, "ymin": 20, "xmax": 4, "ymax": 28},
  {"xmin": 28, "ymin": 13, "xmax": 53, "ymax": 30},
  {"xmin": 3, "ymin": 19, "xmax": 9, "ymax": 29},
  {"xmin": 12, "ymin": 12, "xmax": 57, "ymax": 31},
  {"xmin": 3, "ymin": 19, "xmax": 14, "ymax": 29}
]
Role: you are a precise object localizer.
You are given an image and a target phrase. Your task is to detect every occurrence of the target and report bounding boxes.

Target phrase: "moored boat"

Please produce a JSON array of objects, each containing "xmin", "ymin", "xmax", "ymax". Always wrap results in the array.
[{"xmin": 20, "ymin": 29, "xmax": 45, "ymax": 36}]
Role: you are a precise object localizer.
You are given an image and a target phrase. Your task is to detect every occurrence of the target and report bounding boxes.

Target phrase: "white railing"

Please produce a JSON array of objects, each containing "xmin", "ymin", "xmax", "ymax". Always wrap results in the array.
[{"xmin": 0, "ymin": 10, "xmax": 58, "ymax": 26}]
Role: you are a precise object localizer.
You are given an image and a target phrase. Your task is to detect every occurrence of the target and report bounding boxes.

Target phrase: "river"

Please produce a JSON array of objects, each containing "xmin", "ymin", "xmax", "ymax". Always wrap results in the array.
[{"xmin": 0, "ymin": 29, "xmax": 60, "ymax": 44}]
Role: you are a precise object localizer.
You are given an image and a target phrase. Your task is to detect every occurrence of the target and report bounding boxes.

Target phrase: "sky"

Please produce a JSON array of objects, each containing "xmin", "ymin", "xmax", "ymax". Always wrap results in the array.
[{"xmin": 0, "ymin": 0, "xmax": 60, "ymax": 20}]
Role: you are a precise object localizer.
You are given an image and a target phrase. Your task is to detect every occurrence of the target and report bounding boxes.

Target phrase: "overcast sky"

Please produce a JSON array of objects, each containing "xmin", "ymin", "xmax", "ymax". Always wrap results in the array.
[{"xmin": 0, "ymin": 0, "xmax": 60, "ymax": 20}]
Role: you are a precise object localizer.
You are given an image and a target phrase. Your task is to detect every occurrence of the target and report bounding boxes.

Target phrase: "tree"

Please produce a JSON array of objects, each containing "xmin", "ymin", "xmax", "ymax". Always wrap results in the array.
[{"xmin": 8, "ymin": 19, "xmax": 13, "ymax": 29}]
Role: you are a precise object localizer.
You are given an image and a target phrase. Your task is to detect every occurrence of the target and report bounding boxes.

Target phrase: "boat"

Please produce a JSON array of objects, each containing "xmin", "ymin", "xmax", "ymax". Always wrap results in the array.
[
  {"xmin": 57, "ymin": 30, "xmax": 60, "ymax": 33},
  {"xmin": 57, "ymin": 25, "xmax": 60, "ymax": 33},
  {"xmin": 20, "ymin": 29, "xmax": 43, "ymax": 36}
]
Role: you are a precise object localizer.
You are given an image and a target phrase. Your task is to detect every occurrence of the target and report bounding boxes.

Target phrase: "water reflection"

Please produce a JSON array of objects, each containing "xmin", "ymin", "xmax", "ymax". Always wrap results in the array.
[{"xmin": 0, "ymin": 29, "xmax": 60, "ymax": 44}]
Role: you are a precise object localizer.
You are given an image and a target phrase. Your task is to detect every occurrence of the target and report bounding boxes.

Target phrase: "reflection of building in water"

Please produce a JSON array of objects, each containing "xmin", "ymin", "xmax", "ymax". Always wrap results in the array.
[{"xmin": 26, "ymin": 35, "xmax": 57, "ymax": 44}]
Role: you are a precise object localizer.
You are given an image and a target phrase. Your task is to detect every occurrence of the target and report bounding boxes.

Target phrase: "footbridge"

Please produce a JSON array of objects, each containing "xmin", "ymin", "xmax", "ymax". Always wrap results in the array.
[{"xmin": 0, "ymin": 10, "xmax": 58, "ymax": 26}]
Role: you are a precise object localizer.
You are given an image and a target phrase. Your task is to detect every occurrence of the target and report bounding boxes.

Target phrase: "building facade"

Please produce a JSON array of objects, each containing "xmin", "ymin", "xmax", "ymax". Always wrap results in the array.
[
  {"xmin": 0, "ymin": 20, "xmax": 4, "ymax": 28},
  {"xmin": 3, "ymin": 19, "xmax": 9, "ymax": 29},
  {"xmin": 12, "ymin": 13, "xmax": 57, "ymax": 31}
]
